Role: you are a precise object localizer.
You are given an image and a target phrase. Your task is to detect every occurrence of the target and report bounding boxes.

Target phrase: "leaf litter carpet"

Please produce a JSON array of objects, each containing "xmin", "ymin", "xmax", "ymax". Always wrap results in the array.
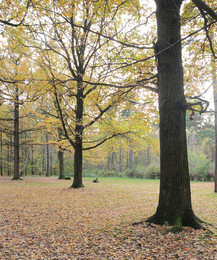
[{"xmin": 0, "ymin": 177, "xmax": 217, "ymax": 259}]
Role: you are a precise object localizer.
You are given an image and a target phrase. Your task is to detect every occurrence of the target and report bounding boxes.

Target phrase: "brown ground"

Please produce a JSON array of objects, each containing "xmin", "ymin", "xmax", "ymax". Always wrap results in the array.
[{"xmin": 0, "ymin": 177, "xmax": 217, "ymax": 259}]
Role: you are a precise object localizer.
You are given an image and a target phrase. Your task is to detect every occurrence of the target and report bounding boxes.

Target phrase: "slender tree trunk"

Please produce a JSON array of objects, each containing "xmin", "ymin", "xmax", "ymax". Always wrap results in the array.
[
  {"xmin": 7, "ymin": 136, "xmax": 10, "ymax": 176},
  {"xmin": 46, "ymin": 134, "xmax": 49, "ymax": 177},
  {"xmin": 58, "ymin": 148, "xmax": 65, "ymax": 179},
  {"xmin": 7, "ymin": 135, "xmax": 13, "ymax": 176},
  {"xmin": 21, "ymin": 150, "xmax": 29, "ymax": 177},
  {"xmin": 147, "ymin": 0, "xmax": 202, "ymax": 230},
  {"xmin": 107, "ymin": 155, "xmax": 110, "ymax": 171},
  {"xmin": 12, "ymin": 87, "xmax": 21, "ymax": 180},
  {"xmin": 31, "ymin": 147, "xmax": 34, "ymax": 175},
  {"xmin": 126, "ymin": 151, "xmax": 129, "ymax": 168},
  {"xmin": 40, "ymin": 144, "xmax": 45, "ymax": 175},
  {"xmin": 147, "ymin": 145, "xmax": 150, "ymax": 166},
  {"xmin": 57, "ymin": 125, "xmax": 65, "ymax": 179},
  {"xmin": 129, "ymin": 148, "xmax": 133, "ymax": 170},
  {"xmin": 50, "ymin": 146, "xmax": 53, "ymax": 176},
  {"xmin": 211, "ymin": 56, "xmax": 217, "ymax": 193},
  {"xmin": 71, "ymin": 81, "xmax": 84, "ymax": 188},
  {"xmin": 119, "ymin": 148, "xmax": 122, "ymax": 173},
  {"xmin": 0, "ymin": 130, "xmax": 3, "ymax": 176},
  {"xmin": 7, "ymin": 139, "xmax": 10, "ymax": 176},
  {"xmin": 114, "ymin": 153, "xmax": 119, "ymax": 174}
]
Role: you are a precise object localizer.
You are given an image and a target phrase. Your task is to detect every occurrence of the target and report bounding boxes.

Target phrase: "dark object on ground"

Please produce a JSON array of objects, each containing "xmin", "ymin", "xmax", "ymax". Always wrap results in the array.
[
  {"xmin": 92, "ymin": 178, "xmax": 99, "ymax": 183},
  {"xmin": 65, "ymin": 177, "xmax": 71, "ymax": 180}
]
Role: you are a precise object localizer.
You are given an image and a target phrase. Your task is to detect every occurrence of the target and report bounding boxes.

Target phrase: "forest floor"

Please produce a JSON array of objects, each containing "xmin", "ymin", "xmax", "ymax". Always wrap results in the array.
[{"xmin": 0, "ymin": 177, "xmax": 217, "ymax": 259}]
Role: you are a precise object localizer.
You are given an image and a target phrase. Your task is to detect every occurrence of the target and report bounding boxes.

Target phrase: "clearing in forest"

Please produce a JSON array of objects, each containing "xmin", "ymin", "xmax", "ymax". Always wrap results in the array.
[{"xmin": 0, "ymin": 177, "xmax": 217, "ymax": 259}]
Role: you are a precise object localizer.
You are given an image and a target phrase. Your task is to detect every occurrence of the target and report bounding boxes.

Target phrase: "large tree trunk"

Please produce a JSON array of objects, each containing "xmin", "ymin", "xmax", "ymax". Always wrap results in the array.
[
  {"xmin": 12, "ymin": 87, "xmax": 21, "ymax": 180},
  {"xmin": 148, "ymin": 0, "xmax": 202, "ymax": 230},
  {"xmin": 71, "ymin": 81, "xmax": 84, "ymax": 188},
  {"xmin": 211, "ymin": 56, "xmax": 217, "ymax": 193}
]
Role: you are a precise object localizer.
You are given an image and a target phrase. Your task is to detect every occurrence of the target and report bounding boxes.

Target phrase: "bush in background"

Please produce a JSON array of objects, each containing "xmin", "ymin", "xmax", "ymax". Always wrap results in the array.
[
  {"xmin": 188, "ymin": 148, "xmax": 210, "ymax": 181},
  {"xmin": 145, "ymin": 163, "xmax": 160, "ymax": 179}
]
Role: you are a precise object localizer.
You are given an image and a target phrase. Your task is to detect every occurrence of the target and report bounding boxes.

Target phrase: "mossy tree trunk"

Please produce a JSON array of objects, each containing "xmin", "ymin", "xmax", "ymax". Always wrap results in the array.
[{"xmin": 148, "ymin": 0, "xmax": 202, "ymax": 230}]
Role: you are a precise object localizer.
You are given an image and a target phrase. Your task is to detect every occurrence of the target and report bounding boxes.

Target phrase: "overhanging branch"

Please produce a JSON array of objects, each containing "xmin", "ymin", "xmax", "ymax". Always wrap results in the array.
[
  {"xmin": 186, "ymin": 96, "xmax": 209, "ymax": 115},
  {"xmin": 0, "ymin": 0, "xmax": 32, "ymax": 27},
  {"xmin": 83, "ymin": 131, "xmax": 131, "ymax": 151},
  {"xmin": 192, "ymin": 0, "xmax": 217, "ymax": 21}
]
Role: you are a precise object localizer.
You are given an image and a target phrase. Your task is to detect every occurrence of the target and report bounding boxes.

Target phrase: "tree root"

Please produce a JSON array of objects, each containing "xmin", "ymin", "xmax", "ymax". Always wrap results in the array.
[
  {"xmin": 58, "ymin": 176, "xmax": 65, "ymax": 180},
  {"xmin": 70, "ymin": 183, "xmax": 84, "ymax": 188},
  {"xmin": 12, "ymin": 177, "xmax": 22, "ymax": 180},
  {"xmin": 134, "ymin": 210, "xmax": 211, "ymax": 234},
  {"xmin": 132, "ymin": 220, "xmax": 146, "ymax": 226}
]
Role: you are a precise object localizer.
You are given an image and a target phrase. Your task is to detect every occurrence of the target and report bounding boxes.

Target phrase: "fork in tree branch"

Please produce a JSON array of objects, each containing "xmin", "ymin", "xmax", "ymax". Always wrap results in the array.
[{"xmin": 185, "ymin": 96, "xmax": 209, "ymax": 120}]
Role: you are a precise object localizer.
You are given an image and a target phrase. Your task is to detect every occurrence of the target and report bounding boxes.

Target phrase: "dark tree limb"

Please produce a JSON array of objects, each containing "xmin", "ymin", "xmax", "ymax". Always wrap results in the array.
[
  {"xmin": 0, "ymin": 0, "xmax": 32, "ymax": 27},
  {"xmin": 192, "ymin": 0, "xmax": 217, "ymax": 21},
  {"xmin": 186, "ymin": 96, "xmax": 209, "ymax": 114},
  {"xmin": 83, "ymin": 131, "xmax": 131, "ymax": 151},
  {"xmin": 195, "ymin": 2, "xmax": 217, "ymax": 59},
  {"xmin": 54, "ymin": 87, "xmax": 75, "ymax": 148}
]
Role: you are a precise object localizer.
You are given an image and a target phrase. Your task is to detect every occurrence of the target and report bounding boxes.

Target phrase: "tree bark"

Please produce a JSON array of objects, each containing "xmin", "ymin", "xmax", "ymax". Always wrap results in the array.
[
  {"xmin": 192, "ymin": 0, "xmax": 217, "ymax": 21},
  {"xmin": 129, "ymin": 149, "xmax": 133, "ymax": 170},
  {"xmin": 7, "ymin": 135, "xmax": 11, "ymax": 176},
  {"xmin": 119, "ymin": 148, "xmax": 122, "ymax": 173},
  {"xmin": 147, "ymin": 145, "xmax": 150, "ymax": 166},
  {"xmin": 107, "ymin": 155, "xmax": 110, "ymax": 171},
  {"xmin": 211, "ymin": 56, "xmax": 217, "ymax": 193},
  {"xmin": 46, "ymin": 134, "xmax": 49, "ymax": 177},
  {"xmin": 129, "ymin": 141, "xmax": 133, "ymax": 170},
  {"xmin": 31, "ymin": 147, "xmax": 34, "ymax": 175},
  {"xmin": 50, "ymin": 145, "xmax": 53, "ymax": 176},
  {"xmin": 147, "ymin": 0, "xmax": 202, "ymax": 230},
  {"xmin": 40, "ymin": 143, "xmax": 45, "ymax": 175},
  {"xmin": 71, "ymin": 81, "xmax": 84, "ymax": 188},
  {"xmin": 21, "ymin": 150, "xmax": 29, "ymax": 177},
  {"xmin": 0, "ymin": 130, "xmax": 3, "ymax": 176},
  {"xmin": 12, "ymin": 87, "xmax": 21, "ymax": 180},
  {"xmin": 57, "ymin": 125, "xmax": 65, "ymax": 179},
  {"xmin": 58, "ymin": 148, "xmax": 64, "ymax": 179}
]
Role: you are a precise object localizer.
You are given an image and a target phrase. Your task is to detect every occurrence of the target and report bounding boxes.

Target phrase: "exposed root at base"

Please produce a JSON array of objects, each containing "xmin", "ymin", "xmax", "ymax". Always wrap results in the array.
[
  {"xmin": 133, "ymin": 212, "xmax": 210, "ymax": 234},
  {"xmin": 70, "ymin": 184, "xmax": 84, "ymax": 189}
]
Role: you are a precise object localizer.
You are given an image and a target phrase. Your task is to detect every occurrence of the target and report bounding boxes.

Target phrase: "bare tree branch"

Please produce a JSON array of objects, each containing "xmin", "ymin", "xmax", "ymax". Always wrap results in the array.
[
  {"xmin": 0, "ymin": 0, "xmax": 32, "ymax": 27},
  {"xmin": 83, "ymin": 131, "xmax": 131, "ymax": 151},
  {"xmin": 192, "ymin": 0, "xmax": 217, "ymax": 21},
  {"xmin": 186, "ymin": 96, "xmax": 209, "ymax": 114}
]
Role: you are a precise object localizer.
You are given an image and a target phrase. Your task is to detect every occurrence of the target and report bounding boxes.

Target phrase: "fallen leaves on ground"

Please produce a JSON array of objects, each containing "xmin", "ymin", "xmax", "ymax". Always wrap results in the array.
[{"xmin": 0, "ymin": 177, "xmax": 217, "ymax": 259}]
